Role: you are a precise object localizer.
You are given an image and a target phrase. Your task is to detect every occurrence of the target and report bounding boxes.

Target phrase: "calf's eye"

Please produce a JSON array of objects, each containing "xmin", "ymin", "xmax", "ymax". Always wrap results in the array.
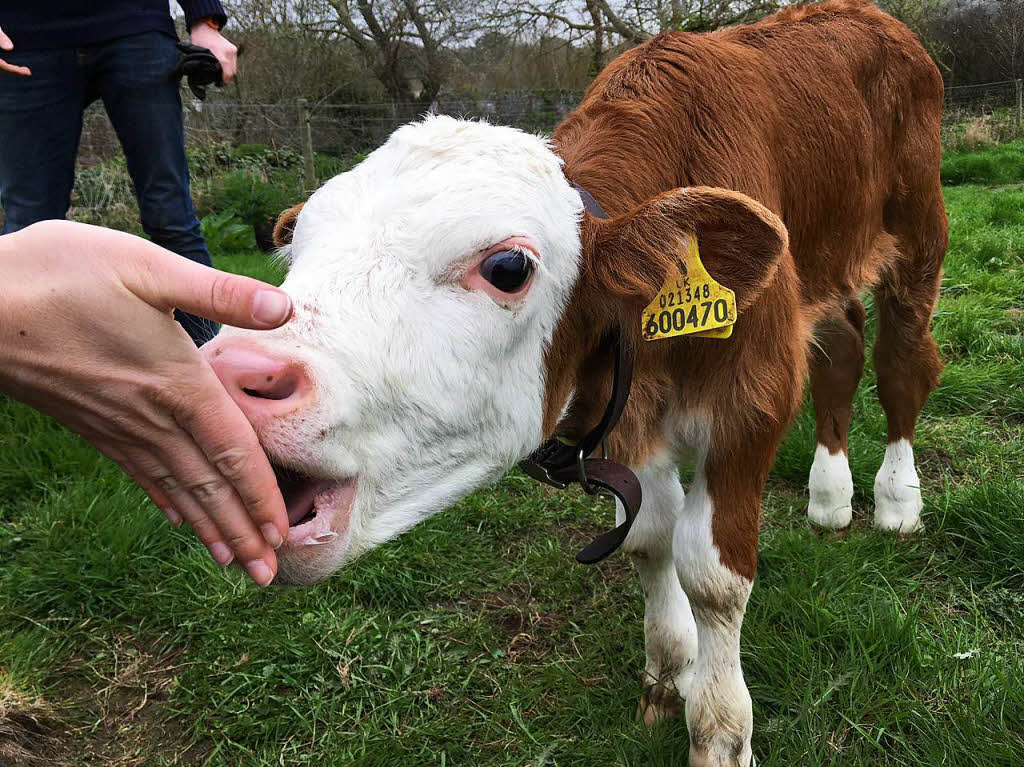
[{"xmin": 479, "ymin": 250, "xmax": 534, "ymax": 293}]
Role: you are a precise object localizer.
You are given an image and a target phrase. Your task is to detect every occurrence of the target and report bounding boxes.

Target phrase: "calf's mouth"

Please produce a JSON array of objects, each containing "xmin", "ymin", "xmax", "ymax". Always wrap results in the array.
[{"xmin": 271, "ymin": 464, "xmax": 357, "ymax": 545}]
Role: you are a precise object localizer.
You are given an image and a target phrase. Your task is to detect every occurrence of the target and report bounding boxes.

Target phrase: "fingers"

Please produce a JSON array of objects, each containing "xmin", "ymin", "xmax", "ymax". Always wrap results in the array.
[
  {"xmin": 0, "ymin": 31, "xmax": 30, "ymax": 77},
  {"xmin": 94, "ymin": 423, "xmax": 281, "ymax": 587},
  {"xmin": 97, "ymin": 441, "xmax": 232, "ymax": 562},
  {"xmin": 220, "ymin": 46, "xmax": 238, "ymax": 84},
  {"xmin": 174, "ymin": 368, "xmax": 289, "ymax": 549},
  {"xmin": 131, "ymin": 454, "xmax": 235, "ymax": 565},
  {"xmin": 118, "ymin": 457, "xmax": 184, "ymax": 527},
  {"xmin": 90, "ymin": 441, "xmax": 182, "ymax": 526},
  {"xmin": 0, "ymin": 59, "xmax": 31, "ymax": 77},
  {"xmin": 127, "ymin": 243, "xmax": 293, "ymax": 330},
  {"xmin": 128, "ymin": 440, "xmax": 279, "ymax": 585}
]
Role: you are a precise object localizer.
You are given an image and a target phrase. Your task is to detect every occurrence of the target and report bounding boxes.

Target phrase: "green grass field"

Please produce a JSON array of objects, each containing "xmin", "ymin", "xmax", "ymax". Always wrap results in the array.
[{"xmin": 2, "ymin": 144, "xmax": 1023, "ymax": 766}]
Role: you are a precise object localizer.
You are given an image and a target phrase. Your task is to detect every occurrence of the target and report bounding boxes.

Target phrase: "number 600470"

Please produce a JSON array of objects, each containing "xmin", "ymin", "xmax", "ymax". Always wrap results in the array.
[{"xmin": 645, "ymin": 298, "xmax": 729, "ymax": 336}]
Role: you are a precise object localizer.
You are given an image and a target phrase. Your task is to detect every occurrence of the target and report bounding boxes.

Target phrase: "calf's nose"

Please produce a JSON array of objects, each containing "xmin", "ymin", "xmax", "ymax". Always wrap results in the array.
[{"xmin": 202, "ymin": 341, "xmax": 312, "ymax": 425}]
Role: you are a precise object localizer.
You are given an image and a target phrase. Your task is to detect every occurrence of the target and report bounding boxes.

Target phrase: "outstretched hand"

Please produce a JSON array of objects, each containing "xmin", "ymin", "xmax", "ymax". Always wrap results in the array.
[{"xmin": 0, "ymin": 221, "xmax": 292, "ymax": 585}]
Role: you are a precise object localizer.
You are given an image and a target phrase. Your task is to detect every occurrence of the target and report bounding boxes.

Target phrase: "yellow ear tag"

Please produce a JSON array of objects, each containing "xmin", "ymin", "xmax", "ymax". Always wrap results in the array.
[{"xmin": 641, "ymin": 234, "xmax": 737, "ymax": 341}]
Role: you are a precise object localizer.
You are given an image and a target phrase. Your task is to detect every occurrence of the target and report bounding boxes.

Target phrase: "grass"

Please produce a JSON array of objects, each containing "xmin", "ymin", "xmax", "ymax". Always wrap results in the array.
[
  {"xmin": 2, "ymin": 148, "xmax": 1024, "ymax": 766},
  {"xmin": 941, "ymin": 138, "xmax": 1024, "ymax": 187}
]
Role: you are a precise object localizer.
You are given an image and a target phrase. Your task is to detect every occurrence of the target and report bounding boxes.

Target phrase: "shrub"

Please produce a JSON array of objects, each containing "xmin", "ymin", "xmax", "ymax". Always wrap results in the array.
[
  {"xmin": 197, "ymin": 151, "xmax": 364, "ymax": 250},
  {"xmin": 314, "ymin": 151, "xmax": 366, "ymax": 179},
  {"xmin": 199, "ymin": 169, "xmax": 304, "ymax": 250},
  {"xmin": 200, "ymin": 209, "xmax": 257, "ymax": 253},
  {"xmin": 942, "ymin": 140, "xmax": 1024, "ymax": 186},
  {"xmin": 187, "ymin": 143, "xmax": 302, "ymax": 181}
]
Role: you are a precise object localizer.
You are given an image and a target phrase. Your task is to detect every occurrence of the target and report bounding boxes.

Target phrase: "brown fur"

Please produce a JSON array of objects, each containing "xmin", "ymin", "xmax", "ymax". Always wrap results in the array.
[
  {"xmin": 273, "ymin": 204, "xmax": 305, "ymax": 247},
  {"xmin": 810, "ymin": 298, "xmax": 866, "ymax": 454},
  {"xmin": 543, "ymin": 0, "xmax": 947, "ymax": 579}
]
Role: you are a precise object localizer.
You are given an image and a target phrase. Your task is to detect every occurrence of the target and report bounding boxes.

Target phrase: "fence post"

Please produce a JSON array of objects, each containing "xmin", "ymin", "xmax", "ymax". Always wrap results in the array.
[
  {"xmin": 1016, "ymin": 80, "xmax": 1023, "ymax": 133},
  {"xmin": 298, "ymin": 98, "xmax": 316, "ymax": 192}
]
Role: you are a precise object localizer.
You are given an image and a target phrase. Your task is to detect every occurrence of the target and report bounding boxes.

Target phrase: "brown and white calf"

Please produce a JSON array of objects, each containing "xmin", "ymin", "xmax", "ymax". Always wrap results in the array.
[{"xmin": 201, "ymin": 1, "xmax": 946, "ymax": 763}]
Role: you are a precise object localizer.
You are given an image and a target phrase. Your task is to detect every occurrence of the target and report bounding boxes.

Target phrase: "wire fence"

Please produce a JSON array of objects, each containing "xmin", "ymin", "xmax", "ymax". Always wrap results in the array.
[
  {"xmin": 77, "ymin": 90, "xmax": 585, "ymax": 166},
  {"xmin": 76, "ymin": 79, "xmax": 1024, "ymax": 168},
  {"xmin": 942, "ymin": 79, "xmax": 1023, "ymax": 148}
]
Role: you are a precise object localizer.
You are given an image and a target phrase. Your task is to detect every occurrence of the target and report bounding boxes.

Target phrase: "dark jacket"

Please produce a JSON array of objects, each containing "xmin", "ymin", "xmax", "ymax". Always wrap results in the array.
[{"xmin": 0, "ymin": 1, "xmax": 228, "ymax": 51}]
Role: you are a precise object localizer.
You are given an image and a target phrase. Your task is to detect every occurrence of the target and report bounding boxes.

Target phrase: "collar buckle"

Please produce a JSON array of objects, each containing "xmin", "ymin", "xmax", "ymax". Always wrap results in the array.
[{"xmin": 520, "ymin": 455, "xmax": 569, "ymax": 489}]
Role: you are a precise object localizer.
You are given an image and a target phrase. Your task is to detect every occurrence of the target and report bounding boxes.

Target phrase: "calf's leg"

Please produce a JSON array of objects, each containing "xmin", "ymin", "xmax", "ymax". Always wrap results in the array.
[
  {"xmin": 873, "ymin": 195, "xmax": 946, "ymax": 533},
  {"xmin": 676, "ymin": 437, "xmax": 774, "ymax": 767},
  {"xmin": 807, "ymin": 298, "xmax": 866, "ymax": 529},
  {"xmin": 619, "ymin": 455, "xmax": 698, "ymax": 725}
]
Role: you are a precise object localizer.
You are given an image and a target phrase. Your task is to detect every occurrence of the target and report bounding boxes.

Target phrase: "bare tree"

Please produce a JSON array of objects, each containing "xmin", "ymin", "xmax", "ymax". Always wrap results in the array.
[
  {"xmin": 987, "ymin": 0, "xmax": 1024, "ymax": 81},
  {"xmin": 485, "ymin": 0, "xmax": 777, "ymax": 76},
  {"xmin": 878, "ymin": 0, "xmax": 951, "ymax": 71},
  {"xmin": 314, "ymin": 0, "xmax": 478, "ymax": 106}
]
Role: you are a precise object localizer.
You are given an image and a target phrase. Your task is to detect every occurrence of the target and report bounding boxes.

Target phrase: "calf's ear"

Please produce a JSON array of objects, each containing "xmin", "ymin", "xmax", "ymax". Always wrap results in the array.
[
  {"xmin": 273, "ymin": 203, "xmax": 305, "ymax": 248},
  {"xmin": 586, "ymin": 186, "xmax": 788, "ymax": 311}
]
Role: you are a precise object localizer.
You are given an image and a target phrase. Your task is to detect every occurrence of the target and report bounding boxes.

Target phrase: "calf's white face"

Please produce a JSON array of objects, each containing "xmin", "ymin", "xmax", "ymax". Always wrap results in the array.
[{"xmin": 205, "ymin": 117, "xmax": 584, "ymax": 584}]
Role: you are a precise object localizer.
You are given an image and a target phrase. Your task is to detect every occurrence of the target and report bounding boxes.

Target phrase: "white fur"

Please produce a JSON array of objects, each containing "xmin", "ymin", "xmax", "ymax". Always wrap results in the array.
[
  {"xmin": 217, "ymin": 116, "xmax": 584, "ymax": 579},
  {"xmin": 673, "ymin": 421, "xmax": 754, "ymax": 767},
  {"xmin": 873, "ymin": 438, "xmax": 923, "ymax": 533},
  {"xmin": 807, "ymin": 444, "xmax": 854, "ymax": 529},
  {"xmin": 618, "ymin": 455, "xmax": 698, "ymax": 720}
]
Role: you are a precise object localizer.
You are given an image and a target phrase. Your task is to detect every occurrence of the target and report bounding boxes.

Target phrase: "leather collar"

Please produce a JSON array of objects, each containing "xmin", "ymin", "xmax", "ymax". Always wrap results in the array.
[{"xmin": 518, "ymin": 183, "xmax": 643, "ymax": 565}]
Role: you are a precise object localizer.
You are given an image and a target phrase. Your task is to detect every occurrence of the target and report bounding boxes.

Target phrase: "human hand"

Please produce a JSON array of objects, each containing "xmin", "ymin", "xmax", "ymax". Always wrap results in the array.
[
  {"xmin": 189, "ymin": 23, "xmax": 237, "ymax": 84},
  {"xmin": 0, "ymin": 26, "xmax": 32, "ymax": 77},
  {"xmin": 0, "ymin": 221, "xmax": 292, "ymax": 586}
]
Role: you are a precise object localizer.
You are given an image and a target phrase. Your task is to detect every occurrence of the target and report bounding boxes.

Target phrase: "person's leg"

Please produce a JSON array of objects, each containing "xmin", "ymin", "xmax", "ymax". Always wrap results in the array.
[
  {"xmin": 93, "ymin": 31, "xmax": 217, "ymax": 345},
  {"xmin": 0, "ymin": 48, "xmax": 84, "ymax": 233}
]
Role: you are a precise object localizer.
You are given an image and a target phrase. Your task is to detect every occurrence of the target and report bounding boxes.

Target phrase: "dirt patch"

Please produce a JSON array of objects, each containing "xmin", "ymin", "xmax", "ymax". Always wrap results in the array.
[
  {"xmin": 917, "ymin": 447, "xmax": 954, "ymax": 472},
  {"xmin": 1, "ymin": 639, "xmax": 210, "ymax": 767},
  {"xmin": 0, "ymin": 682, "xmax": 64, "ymax": 767},
  {"xmin": 458, "ymin": 585, "xmax": 569, "ymax": 662}
]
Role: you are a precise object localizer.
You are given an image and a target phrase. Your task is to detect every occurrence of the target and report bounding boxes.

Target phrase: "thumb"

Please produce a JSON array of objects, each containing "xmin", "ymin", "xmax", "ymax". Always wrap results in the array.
[
  {"xmin": 0, "ymin": 28, "xmax": 13, "ymax": 51},
  {"xmin": 129, "ymin": 242, "xmax": 293, "ymax": 330}
]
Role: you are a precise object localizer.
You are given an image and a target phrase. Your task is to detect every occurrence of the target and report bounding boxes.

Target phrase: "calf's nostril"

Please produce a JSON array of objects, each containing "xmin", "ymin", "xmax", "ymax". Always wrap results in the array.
[
  {"xmin": 242, "ymin": 373, "xmax": 300, "ymax": 401},
  {"xmin": 202, "ymin": 343, "xmax": 308, "ymax": 407}
]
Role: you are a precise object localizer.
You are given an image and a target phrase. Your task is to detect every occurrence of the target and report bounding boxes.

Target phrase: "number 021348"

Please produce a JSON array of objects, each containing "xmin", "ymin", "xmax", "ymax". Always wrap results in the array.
[{"xmin": 641, "ymin": 234, "xmax": 737, "ymax": 342}]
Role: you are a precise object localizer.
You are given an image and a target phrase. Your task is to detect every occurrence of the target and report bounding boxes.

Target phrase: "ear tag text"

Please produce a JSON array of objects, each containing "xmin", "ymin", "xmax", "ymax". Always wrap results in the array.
[{"xmin": 641, "ymin": 235, "xmax": 737, "ymax": 341}]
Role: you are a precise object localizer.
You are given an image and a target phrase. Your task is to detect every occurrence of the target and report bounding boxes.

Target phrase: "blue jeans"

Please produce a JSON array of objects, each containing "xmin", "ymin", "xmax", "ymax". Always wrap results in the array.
[{"xmin": 0, "ymin": 31, "xmax": 217, "ymax": 345}]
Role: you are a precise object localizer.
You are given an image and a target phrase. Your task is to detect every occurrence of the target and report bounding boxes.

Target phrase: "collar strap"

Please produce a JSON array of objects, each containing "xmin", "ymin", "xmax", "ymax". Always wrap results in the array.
[
  {"xmin": 572, "ymin": 181, "xmax": 608, "ymax": 219},
  {"xmin": 518, "ymin": 182, "xmax": 643, "ymax": 565}
]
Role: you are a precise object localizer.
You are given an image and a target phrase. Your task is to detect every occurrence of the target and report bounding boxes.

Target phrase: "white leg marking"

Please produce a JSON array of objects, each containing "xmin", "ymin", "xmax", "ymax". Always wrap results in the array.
[
  {"xmin": 807, "ymin": 443, "xmax": 854, "ymax": 529},
  {"xmin": 675, "ymin": 466, "xmax": 754, "ymax": 767},
  {"xmin": 873, "ymin": 438, "xmax": 924, "ymax": 533},
  {"xmin": 619, "ymin": 457, "xmax": 698, "ymax": 724}
]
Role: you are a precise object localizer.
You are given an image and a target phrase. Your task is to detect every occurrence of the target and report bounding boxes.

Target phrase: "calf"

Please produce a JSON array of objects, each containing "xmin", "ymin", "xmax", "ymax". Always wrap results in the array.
[{"xmin": 201, "ymin": 1, "xmax": 946, "ymax": 762}]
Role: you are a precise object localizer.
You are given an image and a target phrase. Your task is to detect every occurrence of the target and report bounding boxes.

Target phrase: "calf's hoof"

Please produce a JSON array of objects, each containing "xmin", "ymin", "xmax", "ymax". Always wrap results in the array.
[
  {"xmin": 688, "ymin": 742, "xmax": 753, "ymax": 767},
  {"xmin": 807, "ymin": 446, "xmax": 853, "ymax": 529},
  {"xmin": 636, "ymin": 683, "xmax": 683, "ymax": 726},
  {"xmin": 873, "ymin": 487, "xmax": 923, "ymax": 534},
  {"xmin": 873, "ymin": 440, "xmax": 923, "ymax": 534},
  {"xmin": 807, "ymin": 498, "xmax": 853, "ymax": 529}
]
